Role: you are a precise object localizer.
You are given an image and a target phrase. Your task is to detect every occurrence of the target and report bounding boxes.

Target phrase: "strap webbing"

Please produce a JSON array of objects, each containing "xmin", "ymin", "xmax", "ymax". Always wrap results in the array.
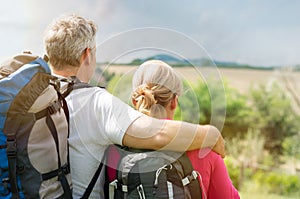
[
  {"xmin": 41, "ymin": 164, "xmax": 70, "ymax": 181},
  {"xmin": 6, "ymin": 136, "xmax": 20, "ymax": 199},
  {"xmin": 61, "ymin": 76, "xmax": 91, "ymax": 98},
  {"xmin": 46, "ymin": 110, "xmax": 72, "ymax": 199},
  {"xmin": 60, "ymin": 76, "xmax": 105, "ymax": 198},
  {"xmin": 61, "ymin": 76, "xmax": 105, "ymax": 98},
  {"xmin": 178, "ymin": 153, "xmax": 202, "ymax": 199},
  {"xmin": 35, "ymin": 100, "xmax": 62, "ymax": 120},
  {"xmin": 59, "ymin": 90, "xmax": 71, "ymax": 176},
  {"xmin": 80, "ymin": 158, "xmax": 104, "ymax": 199},
  {"xmin": 167, "ymin": 181, "xmax": 174, "ymax": 199}
]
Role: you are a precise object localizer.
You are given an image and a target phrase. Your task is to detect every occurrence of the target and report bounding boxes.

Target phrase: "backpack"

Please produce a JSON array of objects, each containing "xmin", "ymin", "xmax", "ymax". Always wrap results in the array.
[
  {"xmin": 103, "ymin": 145, "xmax": 202, "ymax": 199},
  {"xmin": 0, "ymin": 52, "xmax": 72, "ymax": 198}
]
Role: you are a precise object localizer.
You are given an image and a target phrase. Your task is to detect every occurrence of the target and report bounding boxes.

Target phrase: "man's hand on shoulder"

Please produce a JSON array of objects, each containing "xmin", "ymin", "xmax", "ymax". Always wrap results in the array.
[{"xmin": 212, "ymin": 134, "xmax": 226, "ymax": 158}]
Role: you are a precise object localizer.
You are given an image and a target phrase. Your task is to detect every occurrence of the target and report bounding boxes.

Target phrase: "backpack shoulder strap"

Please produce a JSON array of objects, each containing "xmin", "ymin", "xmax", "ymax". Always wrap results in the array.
[
  {"xmin": 80, "ymin": 146, "xmax": 110, "ymax": 199},
  {"xmin": 60, "ymin": 76, "xmax": 104, "ymax": 98},
  {"xmin": 60, "ymin": 76, "xmax": 92, "ymax": 97},
  {"xmin": 59, "ymin": 77, "xmax": 104, "ymax": 198},
  {"xmin": 80, "ymin": 160, "xmax": 104, "ymax": 199},
  {"xmin": 178, "ymin": 153, "xmax": 202, "ymax": 198}
]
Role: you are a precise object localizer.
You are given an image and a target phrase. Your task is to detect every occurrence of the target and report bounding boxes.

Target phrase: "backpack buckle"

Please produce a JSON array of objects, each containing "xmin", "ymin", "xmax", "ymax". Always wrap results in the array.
[
  {"xmin": 62, "ymin": 164, "xmax": 70, "ymax": 174},
  {"xmin": 182, "ymin": 170, "xmax": 199, "ymax": 186},
  {"xmin": 48, "ymin": 101, "xmax": 62, "ymax": 115},
  {"xmin": 109, "ymin": 179, "xmax": 128, "ymax": 192},
  {"xmin": 6, "ymin": 136, "xmax": 17, "ymax": 158}
]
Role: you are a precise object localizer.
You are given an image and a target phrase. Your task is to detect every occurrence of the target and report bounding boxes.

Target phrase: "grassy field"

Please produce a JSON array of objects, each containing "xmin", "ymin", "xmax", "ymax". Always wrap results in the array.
[
  {"xmin": 100, "ymin": 65, "xmax": 299, "ymax": 93},
  {"xmin": 240, "ymin": 192, "xmax": 299, "ymax": 199},
  {"xmin": 99, "ymin": 65, "xmax": 300, "ymax": 198},
  {"xmin": 100, "ymin": 65, "xmax": 300, "ymax": 114}
]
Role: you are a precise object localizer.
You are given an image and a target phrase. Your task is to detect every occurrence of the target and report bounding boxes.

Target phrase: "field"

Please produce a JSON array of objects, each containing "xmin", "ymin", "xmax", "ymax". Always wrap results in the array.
[
  {"xmin": 100, "ymin": 65, "xmax": 300, "ymax": 198},
  {"xmin": 240, "ymin": 192, "xmax": 299, "ymax": 199},
  {"xmin": 100, "ymin": 65, "xmax": 300, "ymax": 113},
  {"xmin": 100, "ymin": 65, "xmax": 298, "ymax": 91}
]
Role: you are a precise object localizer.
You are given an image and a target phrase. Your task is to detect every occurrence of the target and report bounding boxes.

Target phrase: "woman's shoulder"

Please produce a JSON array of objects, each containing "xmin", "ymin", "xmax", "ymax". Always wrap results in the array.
[
  {"xmin": 187, "ymin": 148, "xmax": 221, "ymax": 160},
  {"xmin": 186, "ymin": 148, "xmax": 224, "ymax": 169}
]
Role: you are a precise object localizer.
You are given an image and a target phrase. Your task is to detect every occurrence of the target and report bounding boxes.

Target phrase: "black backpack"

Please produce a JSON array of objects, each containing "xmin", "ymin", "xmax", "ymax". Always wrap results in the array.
[{"xmin": 103, "ymin": 145, "xmax": 202, "ymax": 199}]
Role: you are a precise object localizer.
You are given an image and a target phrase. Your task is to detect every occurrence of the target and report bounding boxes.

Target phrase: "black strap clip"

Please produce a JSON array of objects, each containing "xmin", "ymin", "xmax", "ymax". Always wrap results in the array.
[
  {"xmin": 58, "ymin": 164, "xmax": 70, "ymax": 180},
  {"xmin": 6, "ymin": 136, "xmax": 17, "ymax": 158}
]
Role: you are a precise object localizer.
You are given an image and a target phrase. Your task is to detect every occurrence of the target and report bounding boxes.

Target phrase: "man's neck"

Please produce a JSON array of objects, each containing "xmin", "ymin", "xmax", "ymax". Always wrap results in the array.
[
  {"xmin": 51, "ymin": 65, "xmax": 78, "ymax": 78},
  {"xmin": 52, "ymin": 70, "xmax": 76, "ymax": 78}
]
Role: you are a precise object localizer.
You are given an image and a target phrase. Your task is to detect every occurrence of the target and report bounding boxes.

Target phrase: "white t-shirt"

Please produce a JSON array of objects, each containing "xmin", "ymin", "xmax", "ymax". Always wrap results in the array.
[{"xmin": 66, "ymin": 86, "xmax": 143, "ymax": 198}]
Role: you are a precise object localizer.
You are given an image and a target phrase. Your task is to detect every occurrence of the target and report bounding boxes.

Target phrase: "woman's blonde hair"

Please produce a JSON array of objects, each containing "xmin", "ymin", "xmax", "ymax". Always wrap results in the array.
[
  {"xmin": 132, "ymin": 60, "xmax": 182, "ymax": 118},
  {"xmin": 43, "ymin": 14, "xmax": 97, "ymax": 70}
]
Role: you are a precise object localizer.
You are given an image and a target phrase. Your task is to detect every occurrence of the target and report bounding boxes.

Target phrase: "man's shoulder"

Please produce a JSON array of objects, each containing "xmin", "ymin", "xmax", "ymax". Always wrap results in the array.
[
  {"xmin": 71, "ymin": 85, "xmax": 106, "ymax": 94},
  {"xmin": 65, "ymin": 86, "xmax": 109, "ymax": 103}
]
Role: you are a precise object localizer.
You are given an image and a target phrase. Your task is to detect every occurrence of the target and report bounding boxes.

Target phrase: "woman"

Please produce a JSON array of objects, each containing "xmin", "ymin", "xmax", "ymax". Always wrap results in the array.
[{"xmin": 131, "ymin": 60, "xmax": 240, "ymax": 199}]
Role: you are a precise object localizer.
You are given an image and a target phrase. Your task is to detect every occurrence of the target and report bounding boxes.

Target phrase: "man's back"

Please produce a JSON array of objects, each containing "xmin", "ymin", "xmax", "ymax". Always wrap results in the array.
[{"xmin": 66, "ymin": 86, "xmax": 142, "ymax": 198}]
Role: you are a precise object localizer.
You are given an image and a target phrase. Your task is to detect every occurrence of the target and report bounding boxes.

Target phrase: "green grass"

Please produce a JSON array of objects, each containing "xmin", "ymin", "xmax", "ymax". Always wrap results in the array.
[
  {"xmin": 238, "ymin": 179, "xmax": 300, "ymax": 199},
  {"xmin": 240, "ymin": 191, "xmax": 299, "ymax": 199}
]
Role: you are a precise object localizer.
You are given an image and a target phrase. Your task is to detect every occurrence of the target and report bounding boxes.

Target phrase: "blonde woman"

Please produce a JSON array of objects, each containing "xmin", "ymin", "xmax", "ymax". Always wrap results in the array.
[{"xmin": 131, "ymin": 60, "xmax": 240, "ymax": 199}]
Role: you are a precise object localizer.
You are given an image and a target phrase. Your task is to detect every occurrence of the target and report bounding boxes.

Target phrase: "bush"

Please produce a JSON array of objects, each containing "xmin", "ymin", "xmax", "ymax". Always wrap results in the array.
[
  {"xmin": 224, "ymin": 157, "xmax": 240, "ymax": 189},
  {"xmin": 253, "ymin": 171, "xmax": 300, "ymax": 196}
]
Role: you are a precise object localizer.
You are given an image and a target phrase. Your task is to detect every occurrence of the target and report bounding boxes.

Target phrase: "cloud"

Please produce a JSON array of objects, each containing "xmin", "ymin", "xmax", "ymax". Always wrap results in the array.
[{"xmin": 0, "ymin": 0, "xmax": 300, "ymax": 66}]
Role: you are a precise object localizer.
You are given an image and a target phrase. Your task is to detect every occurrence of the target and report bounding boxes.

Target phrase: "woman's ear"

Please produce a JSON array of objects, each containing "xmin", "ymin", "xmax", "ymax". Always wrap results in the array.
[
  {"xmin": 131, "ymin": 98, "xmax": 137, "ymax": 107},
  {"xmin": 170, "ymin": 95, "xmax": 178, "ymax": 110}
]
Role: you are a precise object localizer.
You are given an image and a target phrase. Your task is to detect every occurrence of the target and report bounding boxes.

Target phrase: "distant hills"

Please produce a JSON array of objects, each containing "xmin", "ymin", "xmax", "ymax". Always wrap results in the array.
[
  {"xmin": 123, "ymin": 54, "xmax": 282, "ymax": 70},
  {"xmin": 130, "ymin": 54, "xmax": 190, "ymax": 66}
]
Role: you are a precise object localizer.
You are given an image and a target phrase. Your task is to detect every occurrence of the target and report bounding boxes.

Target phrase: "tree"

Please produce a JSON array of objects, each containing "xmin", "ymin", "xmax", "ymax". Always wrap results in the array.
[
  {"xmin": 226, "ymin": 128, "xmax": 265, "ymax": 190},
  {"xmin": 106, "ymin": 73, "xmax": 133, "ymax": 104},
  {"xmin": 250, "ymin": 83, "xmax": 300, "ymax": 157},
  {"xmin": 175, "ymin": 79, "xmax": 252, "ymax": 140},
  {"xmin": 282, "ymin": 133, "xmax": 300, "ymax": 173}
]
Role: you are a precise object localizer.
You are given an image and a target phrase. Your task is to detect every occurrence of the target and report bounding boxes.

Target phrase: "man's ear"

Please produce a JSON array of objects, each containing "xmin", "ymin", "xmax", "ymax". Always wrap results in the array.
[
  {"xmin": 80, "ymin": 48, "xmax": 91, "ymax": 65},
  {"xmin": 170, "ymin": 95, "xmax": 178, "ymax": 110}
]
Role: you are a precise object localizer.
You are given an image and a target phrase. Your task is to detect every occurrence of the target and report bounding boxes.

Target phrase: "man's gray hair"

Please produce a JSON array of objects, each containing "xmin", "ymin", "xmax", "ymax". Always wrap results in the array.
[{"xmin": 43, "ymin": 14, "xmax": 97, "ymax": 70}]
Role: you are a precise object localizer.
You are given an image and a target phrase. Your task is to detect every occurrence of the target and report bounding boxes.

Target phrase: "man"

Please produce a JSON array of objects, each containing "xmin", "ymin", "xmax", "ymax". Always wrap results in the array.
[{"xmin": 43, "ymin": 14, "xmax": 225, "ymax": 198}]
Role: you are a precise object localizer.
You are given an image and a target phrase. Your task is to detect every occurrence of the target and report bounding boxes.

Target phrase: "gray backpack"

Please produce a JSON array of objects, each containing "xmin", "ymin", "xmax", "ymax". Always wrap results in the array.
[{"xmin": 104, "ymin": 145, "xmax": 202, "ymax": 199}]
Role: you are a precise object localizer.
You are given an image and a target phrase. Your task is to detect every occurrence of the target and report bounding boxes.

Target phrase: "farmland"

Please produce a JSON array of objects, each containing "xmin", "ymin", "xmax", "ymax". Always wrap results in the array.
[
  {"xmin": 97, "ymin": 64, "xmax": 300, "ymax": 198},
  {"xmin": 99, "ymin": 65, "xmax": 300, "ymax": 113}
]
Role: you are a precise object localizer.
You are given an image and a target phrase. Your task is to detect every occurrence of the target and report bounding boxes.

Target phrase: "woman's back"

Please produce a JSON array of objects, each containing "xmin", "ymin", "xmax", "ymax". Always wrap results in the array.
[{"xmin": 187, "ymin": 149, "xmax": 240, "ymax": 199}]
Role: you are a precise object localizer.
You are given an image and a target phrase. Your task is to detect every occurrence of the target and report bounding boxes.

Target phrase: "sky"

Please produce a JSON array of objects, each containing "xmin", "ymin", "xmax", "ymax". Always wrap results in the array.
[{"xmin": 0, "ymin": 0, "xmax": 300, "ymax": 67}]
